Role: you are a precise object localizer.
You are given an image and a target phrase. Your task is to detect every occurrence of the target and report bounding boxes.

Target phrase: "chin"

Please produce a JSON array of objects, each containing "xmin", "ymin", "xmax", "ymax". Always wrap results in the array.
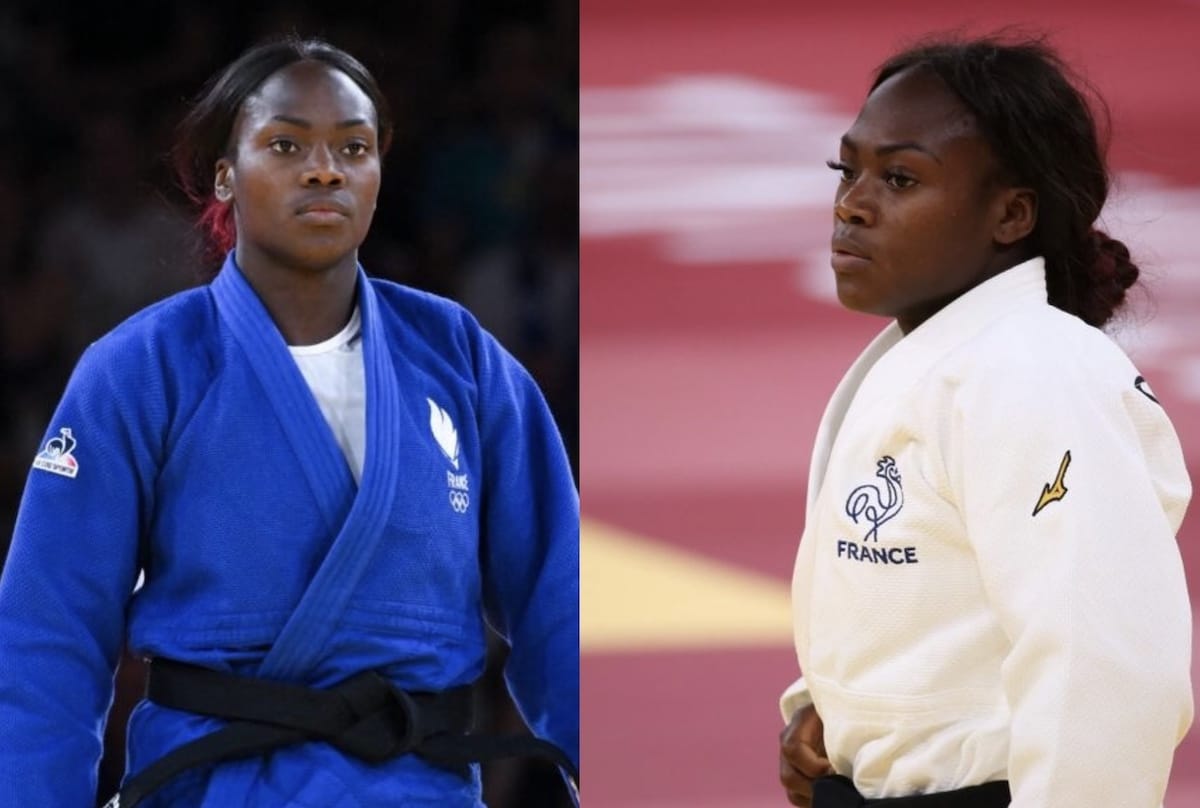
[
  {"xmin": 257, "ymin": 243, "xmax": 357, "ymax": 275},
  {"xmin": 834, "ymin": 277, "xmax": 872, "ymax": 312},
  {"xmin": 292, "ymin": 237, "xmax": 362, "ymax": 271},
  {"xmin": 834, "ymin": 283, "xmax": 895, "ymax": 321}
]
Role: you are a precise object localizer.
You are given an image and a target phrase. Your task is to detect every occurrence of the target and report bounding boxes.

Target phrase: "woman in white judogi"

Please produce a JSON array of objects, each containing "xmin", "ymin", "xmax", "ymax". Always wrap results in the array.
[{"xmin": 778, "ymin": 36, "xmax": 1191, "ymax": 808}]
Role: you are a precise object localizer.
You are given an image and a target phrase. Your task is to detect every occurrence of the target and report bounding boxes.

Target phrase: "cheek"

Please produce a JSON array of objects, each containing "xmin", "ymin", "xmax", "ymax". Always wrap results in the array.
[
  {"xmin": 886, "ymin": 196, "xmax": 995, "ymax": 300},
  {"xmin": 860, "ymin": 201, "xmax": 952, "ymax": 304},
  {"xmin": 233, "ymin": 196, "xmax": 275, "ymax": 246},
  {"xmin": 355, "ymin": 173, "xmax": 382, "ymax": 222},
  {"xmin": 361, "ymin": 166, "xmax": 381, "ymax": 202},
  {"xmin": 888, "ymin": 193, "xmax": 980, "ymax": 262},
  {"xmin": 233, "ymin": 168, "xmax": 287, "ymax": 224}
]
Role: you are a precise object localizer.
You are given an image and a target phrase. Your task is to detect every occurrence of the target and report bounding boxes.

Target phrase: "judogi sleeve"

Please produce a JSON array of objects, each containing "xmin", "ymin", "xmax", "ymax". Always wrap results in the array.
[
  {"xmin": 470, "ymin": 321, "xmax": 580, "ymax": 773},
  {"xmin": 0, "ymin": 339, "xmax": 159, "ymax": 803},
  {"xmin": 948, "ymin": 354, "xmax": 1191, "ymax": 807},
  {"xmin": 779, "ymin": 676, "xmax": 812, "ymax": 723}
]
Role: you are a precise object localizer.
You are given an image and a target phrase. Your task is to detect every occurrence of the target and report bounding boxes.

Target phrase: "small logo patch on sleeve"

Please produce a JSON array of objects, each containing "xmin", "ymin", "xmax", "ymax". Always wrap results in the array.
[
  {"xmin": 32, "ymin": 427, "xmax": 79, "ymax": 479},
  {"xmin": 1032, "ymin": 449, "xmax": 1071, "ymax": 516}
]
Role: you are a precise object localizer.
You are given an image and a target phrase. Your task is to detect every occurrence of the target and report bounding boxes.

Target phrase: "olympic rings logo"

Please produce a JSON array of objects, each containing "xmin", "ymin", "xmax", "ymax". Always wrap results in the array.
[{"xmin": 449, "ymin": 490, "xmax": 470, "ymax": 513}]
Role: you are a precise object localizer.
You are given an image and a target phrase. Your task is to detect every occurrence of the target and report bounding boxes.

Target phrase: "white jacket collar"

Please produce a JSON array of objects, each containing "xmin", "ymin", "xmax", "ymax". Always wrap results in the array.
[
  {"xmin": 902, "ymin": 255, "xmax": 1047, "ymax": 350},
  {"xmin": 805, "ymin": 257, "xmax": 1050, "ymax": 509}
]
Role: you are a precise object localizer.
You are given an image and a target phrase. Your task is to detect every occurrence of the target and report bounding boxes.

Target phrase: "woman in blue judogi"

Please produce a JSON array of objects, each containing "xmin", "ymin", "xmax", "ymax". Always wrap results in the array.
[{"xmin": 0, "ymin": 38, "xmax": 578, "ymax": 807}]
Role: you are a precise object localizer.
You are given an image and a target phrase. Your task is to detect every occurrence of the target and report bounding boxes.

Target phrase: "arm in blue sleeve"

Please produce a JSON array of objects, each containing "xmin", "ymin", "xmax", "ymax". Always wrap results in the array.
[
  {"xmin": 0, "ymin": 340, "xmax": 159, "ymax": 803},
  {"xmin": 472, "ymin": 324, "xmax": 579, "ymax": 776}
]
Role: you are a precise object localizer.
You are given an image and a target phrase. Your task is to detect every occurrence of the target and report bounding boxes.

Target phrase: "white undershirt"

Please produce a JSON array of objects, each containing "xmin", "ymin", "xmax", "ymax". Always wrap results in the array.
[{"xmin": 287, "ymin": 307, "xmax": 366, "ymax": 483}]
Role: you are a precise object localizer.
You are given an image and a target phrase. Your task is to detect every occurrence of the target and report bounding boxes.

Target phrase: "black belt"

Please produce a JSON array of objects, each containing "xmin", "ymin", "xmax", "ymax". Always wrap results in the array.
[
  {"xmin": 813, "ymin": 775, "xmax": 1010, "ymax": 808},
  {"xmin": 104, "ymin": 658, "xmax": 579, "ymax": 808}
]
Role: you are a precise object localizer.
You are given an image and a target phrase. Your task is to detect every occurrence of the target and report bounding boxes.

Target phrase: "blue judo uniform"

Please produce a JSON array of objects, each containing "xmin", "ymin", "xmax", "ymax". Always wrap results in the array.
[{"xmin": 0, "ymin": 255, "xmax": 579, "ymax": 806}]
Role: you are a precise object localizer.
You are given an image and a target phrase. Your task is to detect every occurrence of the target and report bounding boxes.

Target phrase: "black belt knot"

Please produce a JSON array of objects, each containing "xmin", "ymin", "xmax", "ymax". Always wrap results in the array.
[
  {"xmin": 144, "ymin": 659, "xmax": 475, "ymax": 765},
  {"xmin": 303, "ymin": 670, "xmax": 427, "ymax": 763},
  {"xmin": 106, "ymin": 658, "xmax": 577, "ymax": 808}
]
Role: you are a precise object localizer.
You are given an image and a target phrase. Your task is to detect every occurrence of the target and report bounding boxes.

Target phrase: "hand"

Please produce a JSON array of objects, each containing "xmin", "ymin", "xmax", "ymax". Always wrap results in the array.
[{"xmin": 779, "ymin": 703, "xmax": 834, "ymax": 807}]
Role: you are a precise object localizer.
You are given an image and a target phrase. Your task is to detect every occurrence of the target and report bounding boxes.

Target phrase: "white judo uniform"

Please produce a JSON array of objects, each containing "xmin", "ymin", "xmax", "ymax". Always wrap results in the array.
[{"xmin": 781, "ymin": 257, "xmax": 1192, "ymax": 806}]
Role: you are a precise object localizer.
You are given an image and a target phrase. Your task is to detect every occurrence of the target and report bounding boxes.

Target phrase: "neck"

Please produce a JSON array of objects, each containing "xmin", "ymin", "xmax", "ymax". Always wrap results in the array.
[
  {"xmin": 896, "ymin": 248, "xmax": 1032, "ymax": 335},
  {"xmin": 234, "ymin": 246, "xmax": 359, "ymax": 345}
]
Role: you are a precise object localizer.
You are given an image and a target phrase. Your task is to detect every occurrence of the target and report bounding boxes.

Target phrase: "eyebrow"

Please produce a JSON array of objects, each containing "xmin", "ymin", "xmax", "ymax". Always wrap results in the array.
[
  {"xmin": 269, "ymin": 114, "xmax": 371, "ymax": 130},
  {"xmin": 841, "ymin": 134, "xmax": 942, "ymax": 164}
]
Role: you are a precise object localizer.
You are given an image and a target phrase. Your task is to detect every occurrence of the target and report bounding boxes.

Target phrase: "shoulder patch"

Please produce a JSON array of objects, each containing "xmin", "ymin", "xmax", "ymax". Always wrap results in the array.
[
  {"xmin": 32, "ymin": 427, "xmax": 79, "ymax": 479},
  {"xmin": 1032, "ymin": 450, "xmax": 1071, "ymax": 516}
]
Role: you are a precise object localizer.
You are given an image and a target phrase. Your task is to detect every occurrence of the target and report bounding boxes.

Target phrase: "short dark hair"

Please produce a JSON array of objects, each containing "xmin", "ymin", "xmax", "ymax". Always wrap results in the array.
[
  {"xmin": 872, "ymin": 34, "xmax": 1136, "ymax": 328},
  {"xmin": 173, "ymin": 36, "xmax": 394, "ymax": 265}
]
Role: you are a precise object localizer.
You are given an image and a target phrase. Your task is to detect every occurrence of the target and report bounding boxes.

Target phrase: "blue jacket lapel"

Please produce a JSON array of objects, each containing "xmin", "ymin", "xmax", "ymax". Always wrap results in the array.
[
  {"xmin": 210, "ymin": 256, "xmax": 356, "ymax": 540},
  {"xmin": 255, "ymin": 265, "xmax": 406, "ymax": 681},
  {"xmin": 211, "ymin": 256, "xmax": 409, "ymax": 681}
]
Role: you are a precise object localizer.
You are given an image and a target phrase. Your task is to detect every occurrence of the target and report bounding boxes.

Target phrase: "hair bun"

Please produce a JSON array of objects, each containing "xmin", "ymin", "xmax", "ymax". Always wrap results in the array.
[{"xmin": 1077, "ymin": 228, "xmax": 1138, "ymax": 327}]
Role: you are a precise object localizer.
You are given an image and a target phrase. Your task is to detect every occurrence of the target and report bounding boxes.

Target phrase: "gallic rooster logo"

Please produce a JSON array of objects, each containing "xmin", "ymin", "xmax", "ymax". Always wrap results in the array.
[{"xmin": 845, "ymin": 456, "xmax": 904, "ymax": 542}]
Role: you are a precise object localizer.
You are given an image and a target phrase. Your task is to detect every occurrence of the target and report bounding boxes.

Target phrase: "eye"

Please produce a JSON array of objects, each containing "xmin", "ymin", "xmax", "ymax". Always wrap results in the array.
[
  {"xmin": 342, "ymin": 141, "xmax": 371, "ymax": 157},
  {"xmin": 885, "ymin": 172, "xmax": 917, "ymax": 190},
  {"xmin": 826, "ymin": 159, "xmax": 855, "ymax": 183},
  {"xmin": 269, "ymin": 139, "xmax": 299, "ymax": 155}
]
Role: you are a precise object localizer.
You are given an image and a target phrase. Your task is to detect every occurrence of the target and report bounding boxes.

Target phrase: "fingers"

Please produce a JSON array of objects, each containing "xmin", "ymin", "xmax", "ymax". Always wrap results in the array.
[
  {"xmin": 783, "ymin": 783, "xmax": 812, "ymax": 805},
  {"xmin": 779, "ymin": 704, "xmax": 834, "ymax": 806},
  {"xmin": 787, "ymin": 742, "xmax": 833, "ymax": 779},
  {"xmin": 796, "ymin": 702, "xmax": 829, "ymax": 759},
  {"xmin": 780, "ymin": 707, "xmax": 833, "ymax": 778},
  {"xmin": 779, "ymin": 753, "xmax": 814, "ymax": 807},
  {"xmin": 780, "ymin": 753, "xmax": 832, "ymax": 806}
]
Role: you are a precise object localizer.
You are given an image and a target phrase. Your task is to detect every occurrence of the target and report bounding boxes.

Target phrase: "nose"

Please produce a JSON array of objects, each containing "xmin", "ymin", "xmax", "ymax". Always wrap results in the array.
[
  {"xmin": 834, "ymin": 178, "xmax": 875, "ymax": 227},
  {"xmin": 300, "ymin": 144, "xmax": 345, "ymax": 187}
]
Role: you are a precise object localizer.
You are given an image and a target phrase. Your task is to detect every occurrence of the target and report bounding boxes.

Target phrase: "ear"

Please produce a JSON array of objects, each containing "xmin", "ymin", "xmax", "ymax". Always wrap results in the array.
[
  {"xmin": 992, "ymin": 187, "xmax": 1036, "ymax": 246},
  {"xmin": 214, "ymin": 159, "xmax": 235, "ymax": 203}
]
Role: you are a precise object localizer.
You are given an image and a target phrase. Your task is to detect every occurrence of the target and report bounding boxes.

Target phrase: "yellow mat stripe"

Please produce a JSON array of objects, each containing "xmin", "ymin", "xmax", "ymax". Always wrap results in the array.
[{"xmin": 581, "ymin": 518, "xmax": 794, "ymax": 652}]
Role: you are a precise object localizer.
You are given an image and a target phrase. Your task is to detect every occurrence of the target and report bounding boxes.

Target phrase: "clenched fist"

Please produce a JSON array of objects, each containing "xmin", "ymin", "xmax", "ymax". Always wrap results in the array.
[{"xmin": 779, "ymin": 703, "xmax": 833, "ymax": 807}]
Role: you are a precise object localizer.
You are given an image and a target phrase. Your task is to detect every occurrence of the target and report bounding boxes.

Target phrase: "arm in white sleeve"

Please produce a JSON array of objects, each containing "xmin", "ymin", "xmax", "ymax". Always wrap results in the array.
[
  {"xmin": 950, "ymin": 355, "xmax": 1192, "ymax": 807},
  {"xmin": 780, "ymin": 676, "xmax": 813, "ymax": 723}
]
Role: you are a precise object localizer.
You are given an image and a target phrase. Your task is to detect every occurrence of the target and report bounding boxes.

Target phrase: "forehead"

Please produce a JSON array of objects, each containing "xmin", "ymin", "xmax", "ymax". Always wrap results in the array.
[
  {"xmin": 239, "ymin": 60, "xmax": 376, "ymax": 128},
  {"xmin": 846, "ymin": 66, "xmax": 981, "ymax": 154}
]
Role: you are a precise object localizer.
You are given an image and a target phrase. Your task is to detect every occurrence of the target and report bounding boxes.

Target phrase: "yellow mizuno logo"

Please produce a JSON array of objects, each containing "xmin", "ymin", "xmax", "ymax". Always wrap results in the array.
[{"xmin": 1032, "ymin": 450, "xmax": 1071, "ymax": 516}]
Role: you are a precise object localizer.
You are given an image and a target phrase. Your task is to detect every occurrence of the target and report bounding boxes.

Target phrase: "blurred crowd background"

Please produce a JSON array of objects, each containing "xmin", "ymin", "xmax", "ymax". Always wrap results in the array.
[{"xmin": 0, "ymin": 1, "xmax": 578, "ymax": 805}]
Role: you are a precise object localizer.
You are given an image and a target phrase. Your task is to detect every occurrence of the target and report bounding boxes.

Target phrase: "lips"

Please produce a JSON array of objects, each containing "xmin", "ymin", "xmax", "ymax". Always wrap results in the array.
[
  {"xmin": 295, "ymin": 197, "xmax": 351, "ymax": 217},
  {"xmin": 831, "ymin": 234, "xmax": 870, "ymax": 261},
  {"xmin": 831, "ymin": 234, "xmax": 872, "ymax": 273}
]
